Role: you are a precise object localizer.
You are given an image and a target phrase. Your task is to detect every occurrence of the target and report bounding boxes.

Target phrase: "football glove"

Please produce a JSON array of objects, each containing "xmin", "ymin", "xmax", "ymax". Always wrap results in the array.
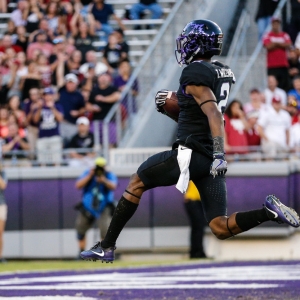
[
  {"xmin": 155, "ymin": 89, "xmax": 169, "ymax": 114},
  {"xmin": 210, "ymin": 153, "xmax": 227, "ymax": 178}
]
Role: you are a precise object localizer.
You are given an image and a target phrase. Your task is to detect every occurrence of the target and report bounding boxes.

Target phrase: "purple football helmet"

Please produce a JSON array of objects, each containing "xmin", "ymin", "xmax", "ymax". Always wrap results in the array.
[{"xmin": 175, "ymin": 19, "xmax": 223, "ymax": 65}]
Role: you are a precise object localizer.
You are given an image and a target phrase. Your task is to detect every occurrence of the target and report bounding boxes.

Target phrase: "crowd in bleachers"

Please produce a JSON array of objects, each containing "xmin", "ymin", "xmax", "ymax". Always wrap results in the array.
[{"xmin": 0, "ymin": 0, "xmax": 165, "ymax": 165}]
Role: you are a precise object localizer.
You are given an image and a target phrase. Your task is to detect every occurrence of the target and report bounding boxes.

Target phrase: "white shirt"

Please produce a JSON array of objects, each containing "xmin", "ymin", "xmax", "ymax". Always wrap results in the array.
[
  {"xmin": 257, "ymin": 106, "xmax": 291, "ymax": 147},
  {"xmin": 10, "ymin": 10, "xmax": 26, "ymax": 27},
  {"xmin": 290, "ymin": 123, "xmax": 300, "ymax": 148},
  {"xmin": 264, "ymin": 87, "xmax": 287, "ymax": 106},
  {"xmin": 79, "ymin": 62, "xmax": 108, "ymax": 77}
]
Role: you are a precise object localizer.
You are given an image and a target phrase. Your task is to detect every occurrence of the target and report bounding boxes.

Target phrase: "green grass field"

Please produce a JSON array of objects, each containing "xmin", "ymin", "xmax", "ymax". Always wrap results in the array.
[{"xmin": 0, "ymin": 258, "xmax": 195, "ymax": 273}]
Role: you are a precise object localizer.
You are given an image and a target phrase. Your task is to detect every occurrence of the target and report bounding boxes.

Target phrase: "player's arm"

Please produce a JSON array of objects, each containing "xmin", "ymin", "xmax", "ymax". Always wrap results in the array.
[{"xmin": 185, "ymin": 84, "xmax": 227, "ymax": 177}]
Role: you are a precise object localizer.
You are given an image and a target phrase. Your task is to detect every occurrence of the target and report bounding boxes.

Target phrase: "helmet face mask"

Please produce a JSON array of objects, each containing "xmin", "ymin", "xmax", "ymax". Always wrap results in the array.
[{"xmin": 175, "ymin": 19, "xmax": 223, "ymax": 66}]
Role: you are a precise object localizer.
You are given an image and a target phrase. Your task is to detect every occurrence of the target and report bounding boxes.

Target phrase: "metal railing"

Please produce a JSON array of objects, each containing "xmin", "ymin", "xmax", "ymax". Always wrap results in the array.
[
  {"xmin": 101, "ymin": 0, "xmax": 207, "ymax": 160},
  {"xmin": 228, "ymin": 0, "xmax": 287, "ymax": 102}
]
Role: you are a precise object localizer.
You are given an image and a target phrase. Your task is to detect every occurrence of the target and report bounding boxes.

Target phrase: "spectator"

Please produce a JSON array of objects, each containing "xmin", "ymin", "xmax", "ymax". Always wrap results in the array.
[
  {"xmin": 27, "ymin": 30, "xmax": 54, "ymax": 60},
  {"xmin": 2, "ymin": 122, "xmax": 30, "ymax": 160},
  {"xmin": 224, "ymin": 100, "xmax": 250, "ymax": 155},
  {"xmin": 66, "ymin": 116, "xmax": 95, "ymax": 167},
  {"xmin": 0, "ymin": 34, "xmax": 23, "ymax": 54},
  {"xmin": 4, "ymin": 20, "xmax": 17, "ymax": 43},
  {"xmin": 289, "ymin": 112, "xmax": 300, "ymax": 152},
  {"xmin": 243, "ymin": 88, "xmax": 265, "ymax": 115},
  {"xmin": 245, "ymin": 110, "xmax": 261, "ymax": 148},
  {"xmin": 254, "ymin": 0, "xmax": 279, "ymax": 40},
  {"xmin": 7, "ymin": 95, "xmax": 26, "ymax": 129},
  {"xmin": 287, "ymin": 47, "xmax": 300, "ymax": 89},
  {"xmin": 33, "ymin": 87, "xmax": 64, "ymax": 165},
  {"xmin": 0, "ymin": 168, "xmax": 7, "ymax": 263},
  {"xmin": 19, "ymin": 60, "xmax": 41, "ymax": 101},
  {"xmin": 44, "ymin": 1, "xmax": 62, "ymax": 32},
  {"xmin": 113, "ymin": 59, "xmax": 138, "ymax": 113},
  {"xmin": 113, "ymin": 28, "xmax": 129, "ymax": 56},
  {"xmin": 74, "ymin": 156, "xmax": 117, "ymax": 258},
  {"xmin": 184, "ymin": 181, "xmax": 207, "ymax": 259},
  {"xmin": 71, "ymin": 18, "xmax": 96, "ymax": 63},
  {"xmin": 89, "ymin": 72, "xmax": 120, "ymax": 121},
  {"xmin": 25, "ymin": 0, "xmax": 44, "ymax": 33},
  {"xmin": 102, "ymin": 32, "xmax": 128, "ymax": 76},
  {"xmin": 79, "ymin": 50, "xmax": 107, "ymax": 78},
  {"xmin": 288, "ymin": 76, "xmax": 300, "ymax": 111},
  {"xmin": 257, "ymin": 95, "xmax": 291, "ymax": 159},
  {"xmin": 80, "ymin": 62, "xmax": 97, "ymax": 93},
  {"xmin": 29, "ymin": 18, "xmax": 53, "ymax": 43},
  {"xmin": 56, "ymin": 71, "xmax": 86, "ymax": 144},
  {"xmin": 91, "ymin": 0, "xmax": 125, "ymax": 42},
  {"xmin": 263, "ymin": 17, "xmax": 292, "ymax": 92},
  {"xmin": 130, "ymin": 0, "xmax": 163, "ymax": 30},
  {"xmin": 15, "ymin": 26, "xmax": 29, "ymax": 53},
  {"xmin": 286, "ymin": 94, "xmax": 299, "ymax": 124},
  {"xmin": 23, "ymin": 87, "xmax": 41, "ymax": 152},
  {"xmin": 0, "ymin": 106, "xmax": 9, "ymax": 138},
  {"xmin": 10, "ymin": 0, "xmax": 28, "ymax": 27},
  {"xmin": 36, "ymin": 53, "xmax": 52, "ymax": 88},
  {"xmin": 0, "ymin": 60, "xmax": 18, "ymax": 104},
  {"xmin": 264, "ymin": 75, "xmax": 287, "ymax": 107}
]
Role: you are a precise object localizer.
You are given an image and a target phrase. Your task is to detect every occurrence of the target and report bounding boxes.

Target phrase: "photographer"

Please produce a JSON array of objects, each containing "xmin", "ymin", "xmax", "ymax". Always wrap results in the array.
[{"xmin": 74, "ymin": 157, "xmax": 117, "ymax": 258}]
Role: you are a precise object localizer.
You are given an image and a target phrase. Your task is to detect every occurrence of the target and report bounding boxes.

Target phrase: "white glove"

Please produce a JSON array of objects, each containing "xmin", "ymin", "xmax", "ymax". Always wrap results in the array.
[
  {"xmin": 155, "ymin": 89, "xmax": 170, "ymax": 113},
  {"xmin": 210, "ymin": 153, "xmax": 227, "ymax": 178}
]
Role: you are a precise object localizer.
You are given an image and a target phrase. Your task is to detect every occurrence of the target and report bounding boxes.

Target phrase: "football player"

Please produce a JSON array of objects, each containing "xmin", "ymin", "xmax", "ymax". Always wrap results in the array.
[{"xmin": 81, "ymin": 19, "xmax": 300, "ymax": 262}]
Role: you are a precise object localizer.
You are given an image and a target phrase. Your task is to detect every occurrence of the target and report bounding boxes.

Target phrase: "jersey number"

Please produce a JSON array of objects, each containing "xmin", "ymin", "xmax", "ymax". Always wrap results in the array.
[{"xmin": 218, "ymin": 82, "xmax": 230, "ymax": 114}]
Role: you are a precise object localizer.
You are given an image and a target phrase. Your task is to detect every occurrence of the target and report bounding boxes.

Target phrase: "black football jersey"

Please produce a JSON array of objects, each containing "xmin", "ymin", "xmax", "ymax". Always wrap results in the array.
[{"xmin": 176, "ymin": 60, "xmax": 235, "ymax": 150}]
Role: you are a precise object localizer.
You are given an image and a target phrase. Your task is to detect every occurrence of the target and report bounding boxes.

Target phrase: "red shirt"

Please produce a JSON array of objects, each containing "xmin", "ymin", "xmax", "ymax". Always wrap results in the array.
[
  {"xmin": 263, "ymin": 31, "xmax": 291, "ymax": 68},
  {"xmin": 224, "ymin": 114, "xmax": 248, "ymax": 154},
  {"xmin": 0, "ymin": 45, "xmax": 23, "ymax": 54}
]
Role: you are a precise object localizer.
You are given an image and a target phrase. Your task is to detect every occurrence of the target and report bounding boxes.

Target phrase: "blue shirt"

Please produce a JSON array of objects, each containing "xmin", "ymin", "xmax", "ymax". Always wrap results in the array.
[
  {"xmin": 91, "ymin": 3, "xmax": 114, "ymax": 24},
  {"xmin": 288, "ymin": 89, "xmax": 300, "ymax": 109},
  {"xmin": 58, "ymin": 87, "xmax": 85, "ymax": 124},
  {"xmin": 79, "ymin": 169, "xmax": 117, "ymax": 218}
]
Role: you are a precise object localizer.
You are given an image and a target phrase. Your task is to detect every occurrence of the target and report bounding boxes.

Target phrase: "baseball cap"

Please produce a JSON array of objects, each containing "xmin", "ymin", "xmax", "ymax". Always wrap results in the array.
[
  {"xmin": 43, "ymin": 87, "xmax": 55, "ymax": 95},
  {"xmin": 76, "ymin": 116, "xmax": 90, "ymax": 126},
  {"xmin": 271, "ymin": 16, "xmax": 281, "ymax": 23},
  {"xmin": 95, "ymin": 157, "xmax": 107, "ymax": 167},
  {"xmin": 272, "ymin": 95, "xmax": 281, "ymax": 103},
  {"xmin": 65, "ymin": 73, "xmax": 79, "ymax": 84},
  {"xmin": 52, "ymin": 37, "xmax": 64, "ymax": 44}
]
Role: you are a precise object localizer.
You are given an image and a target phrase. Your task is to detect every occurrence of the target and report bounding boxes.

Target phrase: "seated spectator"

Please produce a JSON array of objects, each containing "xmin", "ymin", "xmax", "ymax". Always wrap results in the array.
[
  {"xmin": 91, "ymin": 0, "xmax": 125, "ymax": 42},
  {"xmin": 36, "ymin": 53, "xmax": 52, "ymax": 88},
  {"xmin": 79, "ymin": 50, "xmax": 107, "ymax": 78},
  {"xmin": 0, "ymin": 34, "xmax": 23, "ymax": 55},
  {"xmin": 0, "ymin": 59, "xmax": 18, "ymax": 104},
  {"xmin": 102, "ymin": 32, "xmax": 128, "ymax": 76},
  {"xmin": 19, "ymin": 60, "xmax": 41, "ymax": 101},
  {"xmin": 33, "ymin": 87, "xmax": 64, "ymax": 165},
  {"xmin": 2, "ymin": 122, "xmax": 30, "ymax": 161},
  {"xmin": 89, "ymin": 72, "xmax": 120, "ymax": 145},
  {"xmin": 288, "ymin": 76, "xmax": 300, "ymax": 111},
  {"xmin": 23, "ymin": 87, "xmax": 41, "ymax": 152},
  {"xmin": 56, "ymin": 71, "xmax": 86, "ymax": 144},
  {"xmin": 287, "ymin": 47, "xmax": 300, "ymax": 89},
  {"xmin": 130, "ymin": 0, "xmax": 163, "ymax": 30},
  {"xmin": 66, "ymin": 116, "xmax": 95, "ymax": 167},
  {"xmin": 27, "ymin": 30, "xmax": 54, "ymax": 59},
  {"xmin": 25, "ymin": 0, "xmax": 44, "ymax": 34},
  {"xmin": 7, "ymin": 95, "xmax": 26, "ymax": 129},
  {"xmin": 10, "ymin": 0, "xmax": 28, "ymax": 27},
  {"xmin": 0, "ymin": 106, "xmax": 9, "ymax": 138},
  {"xmin": 257, "ymin": 96, "xmax": 291, "ymax": 159},
  {"xmin": 243, "ymin": 88, "xmax": 265, "ymax": 115},
  {"xmin": 290, "ymin": 112, "xmax": 300, "ymax": 152},
  {"xmin": 245, "ymin": 110, "xmax": 261, "ymax": 148},
  {"xmin": 15, "ymin": 26, "xmax": 28, "ymax": 53},
  {"xmin": 264, "ymin": 75, "xmax": 287, "ymax": 107},
  {"xmin": 224, "ymin": 100, "xmax": 250, "ymax": 155},
  {"xmin": 113, "ymin": 59, "xmax": 138, "ymax": 114}
]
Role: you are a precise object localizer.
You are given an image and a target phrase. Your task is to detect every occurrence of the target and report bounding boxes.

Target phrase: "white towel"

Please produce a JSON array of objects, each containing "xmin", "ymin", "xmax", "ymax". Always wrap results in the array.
[{"xmin": 176, "ymin": 146, "xmax": 193, "ymax": 194}]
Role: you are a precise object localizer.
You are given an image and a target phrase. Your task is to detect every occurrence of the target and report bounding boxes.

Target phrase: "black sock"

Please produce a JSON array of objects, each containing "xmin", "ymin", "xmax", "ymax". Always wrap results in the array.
[
  {"xmin": 235, "ymin": 208, "xmax": 269, "ymax": 232},
  {"xmin": 101, "ymin": 196, "xmax": 138, "ymax": 248}
]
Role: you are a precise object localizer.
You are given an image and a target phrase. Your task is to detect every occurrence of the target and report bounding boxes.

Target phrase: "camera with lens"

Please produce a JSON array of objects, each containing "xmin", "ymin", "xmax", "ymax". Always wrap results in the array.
[{"xmin": 95, "ymin": 165, "xmax": 104, "ymax": 177}]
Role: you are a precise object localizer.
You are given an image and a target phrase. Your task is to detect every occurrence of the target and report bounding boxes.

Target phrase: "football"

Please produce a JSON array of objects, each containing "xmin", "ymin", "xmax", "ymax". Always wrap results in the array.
[{"xmin": 163, "ymin": 91, "xmax": 180, "ymax": 120}]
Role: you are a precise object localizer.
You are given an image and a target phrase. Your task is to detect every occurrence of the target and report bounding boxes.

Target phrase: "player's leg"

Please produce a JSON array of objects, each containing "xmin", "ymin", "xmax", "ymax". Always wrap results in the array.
[
  {"xmin": 75, "ymin": 212, "xmax": 93, "ymax": 257},
  {"xmin": 81, "ymin": 149, "xmax": 180, "ymax": 262}
]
